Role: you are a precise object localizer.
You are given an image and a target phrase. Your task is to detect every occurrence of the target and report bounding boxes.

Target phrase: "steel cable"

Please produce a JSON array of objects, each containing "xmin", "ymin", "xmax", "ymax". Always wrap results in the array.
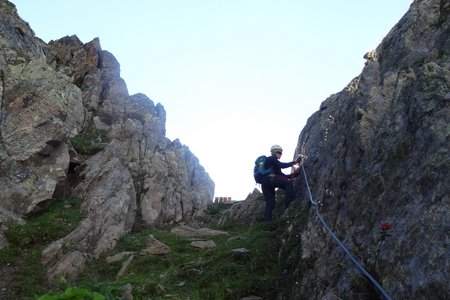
[{"xmin": 300, "ymin": 164, "xmax": 393, "ymax": 300}]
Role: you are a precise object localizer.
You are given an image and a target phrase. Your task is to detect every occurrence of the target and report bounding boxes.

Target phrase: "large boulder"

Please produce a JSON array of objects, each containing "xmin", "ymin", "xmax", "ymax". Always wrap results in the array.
[
  {"xmin": 217, "ymin": 189, "xmax": 265, "ymax": 227},
  {"xmin": 0, "ymin": 7, "xmax": 84, "ymax": 215}
]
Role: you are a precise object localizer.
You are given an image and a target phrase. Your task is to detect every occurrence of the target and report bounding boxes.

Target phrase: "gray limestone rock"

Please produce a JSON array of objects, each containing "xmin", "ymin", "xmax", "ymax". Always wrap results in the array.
[
  {"xmin": 190, "ymin": 240, "xmax": 217, "ymax": 249},
  {"xmin": 0, "ymin": 0, "xmax": 214, "ymax": 283},
  {"xmin": 217, "ymin": 189, "xmax": 265, "ymax": 226},
  {"xmin": 140, "ymin": 234, "xmax": 170, "ymax": 255},
  {"xmin": 45, "ymin": 250, "xmax": 89, "ymax": 283},
  {"xmin": 282, "ymin": 0, "xmax": 450, "ymax": 299},
  {"xmin": 106, "ymin": 252, "xmax": 135, "ymax": 264},
  {"xmin": 170, "ymin": 224, "xmax": 228, "ymax": 237}
]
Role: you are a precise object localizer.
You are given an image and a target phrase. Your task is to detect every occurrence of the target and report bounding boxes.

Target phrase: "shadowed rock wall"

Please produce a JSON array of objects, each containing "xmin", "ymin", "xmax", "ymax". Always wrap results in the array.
[{"xmin": 284, "ymin": 0, "xmax": 449, "ymax": 299}]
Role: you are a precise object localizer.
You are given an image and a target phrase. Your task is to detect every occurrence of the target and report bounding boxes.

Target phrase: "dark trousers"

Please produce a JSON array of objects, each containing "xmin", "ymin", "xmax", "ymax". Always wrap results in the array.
[{"xmin": 261, "ymin": 176, "xmax": 294, "ymax": 221}]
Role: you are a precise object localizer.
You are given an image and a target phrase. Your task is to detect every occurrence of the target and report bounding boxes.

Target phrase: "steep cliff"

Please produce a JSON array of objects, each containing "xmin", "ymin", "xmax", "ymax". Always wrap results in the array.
[
  {"xmin": 283, "ymin": 0, "xmax": 449, "ymax": 299},
  {"xmin": 0, "ymin": 0, "xmax": 214, "ymax": 281}
]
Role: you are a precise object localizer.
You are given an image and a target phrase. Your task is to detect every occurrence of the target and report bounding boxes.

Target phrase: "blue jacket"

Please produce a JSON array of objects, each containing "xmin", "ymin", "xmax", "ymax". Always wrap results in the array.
[{"xmin": 264, "ymin": 155, "xmax": 296, "ymax": 179}]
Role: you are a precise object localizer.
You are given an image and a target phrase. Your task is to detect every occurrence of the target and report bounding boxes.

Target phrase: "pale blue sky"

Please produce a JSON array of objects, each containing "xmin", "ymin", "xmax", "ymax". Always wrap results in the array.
[{"xmin": 13, "ymin": 0, "xmax": 411, "ymax": 200}]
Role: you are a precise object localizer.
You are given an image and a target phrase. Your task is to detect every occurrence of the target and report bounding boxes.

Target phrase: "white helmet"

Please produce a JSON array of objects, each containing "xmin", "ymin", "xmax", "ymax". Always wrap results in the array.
[{"xmin": 270, "ymin": 145, "xmax": 283, "ymax": 155}]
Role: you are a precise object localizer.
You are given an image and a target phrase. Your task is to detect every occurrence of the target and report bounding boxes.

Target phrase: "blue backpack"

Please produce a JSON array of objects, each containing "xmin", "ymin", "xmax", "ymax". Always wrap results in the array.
[{"xmin": 253, "ymin": 155, "xmax": 272, "ymax": 183}]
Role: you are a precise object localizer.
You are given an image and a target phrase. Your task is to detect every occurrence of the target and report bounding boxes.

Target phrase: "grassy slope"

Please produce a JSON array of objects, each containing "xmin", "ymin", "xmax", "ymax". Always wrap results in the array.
[{"xmin": 0, "ymin": 199, "xmax": 307, "ymax": 299}]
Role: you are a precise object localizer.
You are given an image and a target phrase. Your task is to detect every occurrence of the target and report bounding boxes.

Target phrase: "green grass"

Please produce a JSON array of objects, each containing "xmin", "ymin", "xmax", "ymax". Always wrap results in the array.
[
  {"xmin": 4, "ymin": 197, "xmax": 83, "ymax": 247},
  {"xmin": 73, "ymin": 221, "xmax": 285, "ymax": 299},
  {"xmin": 0, "ymin": 197, "xmax": 84, "ymax": 299},
  {"xmin": 1, "ymin": 201, "xmax": 308, "ymax": 299}
]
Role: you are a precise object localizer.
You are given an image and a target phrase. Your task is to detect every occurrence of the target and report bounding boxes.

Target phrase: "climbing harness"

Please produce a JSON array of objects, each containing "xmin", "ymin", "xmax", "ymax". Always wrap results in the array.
[{"xmin": 301, "ymin": 164, "xmax": 393, "ymax": 300}]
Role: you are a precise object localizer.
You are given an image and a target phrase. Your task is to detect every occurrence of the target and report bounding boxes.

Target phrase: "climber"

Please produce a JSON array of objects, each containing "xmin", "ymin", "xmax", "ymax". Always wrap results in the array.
[{"xmin": 260, "ymin": 145, "xmax": 302, "ymax": 222}]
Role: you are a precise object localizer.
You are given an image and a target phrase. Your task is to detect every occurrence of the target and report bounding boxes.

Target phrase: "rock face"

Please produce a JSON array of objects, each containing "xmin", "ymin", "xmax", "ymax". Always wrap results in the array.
[
  {"xmin": 0, "ymin": 0, "xmax": 214, "ymax": 280},
  {"xmin": 284, "ymin": 0, "xmax": 449, "ymax": 299},
  {"xmin": 217, "ymin": 189, "xmax": 265, "ymax": 226}
]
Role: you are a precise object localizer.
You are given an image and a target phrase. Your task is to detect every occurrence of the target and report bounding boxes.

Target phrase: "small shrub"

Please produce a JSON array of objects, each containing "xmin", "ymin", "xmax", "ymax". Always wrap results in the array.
[
  {"xmin": 70, "ymin": 120, "xmax": 109, "ymax": 155},
  {"xmin": 37, "ymin": 286, "xmax": 106, "ymax": 300}
]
